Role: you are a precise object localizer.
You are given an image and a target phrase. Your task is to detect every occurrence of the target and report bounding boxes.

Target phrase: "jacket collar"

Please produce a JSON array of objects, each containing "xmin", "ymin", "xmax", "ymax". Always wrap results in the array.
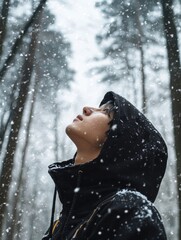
[{"xmin": 48, "ymin": 157, "xmax": 118, "ymax": 218}]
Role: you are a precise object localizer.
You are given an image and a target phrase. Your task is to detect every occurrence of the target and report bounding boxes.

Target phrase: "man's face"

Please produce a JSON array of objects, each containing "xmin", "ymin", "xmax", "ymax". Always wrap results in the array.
[{"xmin": 66, "ymin": 102, "xmax": 114, "ymax": 149}]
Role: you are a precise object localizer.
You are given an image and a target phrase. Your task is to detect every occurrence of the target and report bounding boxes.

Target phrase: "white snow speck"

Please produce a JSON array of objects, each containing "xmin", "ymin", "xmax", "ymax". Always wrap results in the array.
[{"xmin": 74, "ymin": 187, "xmax": 80, "ymax": 193}]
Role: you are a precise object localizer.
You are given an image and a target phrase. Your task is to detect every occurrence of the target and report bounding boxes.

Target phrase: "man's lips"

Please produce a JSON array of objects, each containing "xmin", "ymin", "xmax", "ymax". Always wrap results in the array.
[
  {"xmin": 77, "ymin": 115, "xmax": 83, "ymax": 121},
  {"xmin": 73, "ymin": 115, "xmax": 83, "ymax": 122}
]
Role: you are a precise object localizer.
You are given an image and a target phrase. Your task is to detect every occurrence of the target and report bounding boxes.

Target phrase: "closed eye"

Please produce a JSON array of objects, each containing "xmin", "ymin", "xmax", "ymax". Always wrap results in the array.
[
  {"xmin": 102, "ymin": 108, "xmax": 109, "ymax": 114},
  {"xmin": 102, "ymin": 108, "xmax": 113, "ymax": 118}
]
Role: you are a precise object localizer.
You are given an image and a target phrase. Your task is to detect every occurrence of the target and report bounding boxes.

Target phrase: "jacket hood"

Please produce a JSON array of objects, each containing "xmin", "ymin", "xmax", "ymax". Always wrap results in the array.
[
  {"xmin": 98, "ymin": 91, "xmax": 167, "ymax": 202},
  {"xmin": 49, "ymin": 91, "xmax": 168, "ymax": 218},
  {"xmin": 47, "ymin": 91, "xmax": 168, "ymax": 239}
]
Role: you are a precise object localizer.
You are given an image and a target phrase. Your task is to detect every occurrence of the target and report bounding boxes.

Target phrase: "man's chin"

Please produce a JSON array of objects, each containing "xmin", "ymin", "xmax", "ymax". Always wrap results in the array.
[
  {"xmin": 65, "ymin": 123, "xmax": 78, "ymax": 137},
  {"xmin": 65, "ymin": 124, "xmax": 72, "ymax": 135}
]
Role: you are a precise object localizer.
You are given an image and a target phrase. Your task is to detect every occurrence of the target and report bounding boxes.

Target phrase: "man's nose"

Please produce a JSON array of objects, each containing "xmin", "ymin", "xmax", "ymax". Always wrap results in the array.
[{"xmin": 83, "ymin": 106, "xmax": 93, "ymax": 116}]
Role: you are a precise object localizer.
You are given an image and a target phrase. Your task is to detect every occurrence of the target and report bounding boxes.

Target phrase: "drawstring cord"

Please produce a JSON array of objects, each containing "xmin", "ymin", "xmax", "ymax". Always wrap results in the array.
[
  {"xmin": 61, "ymin": 169, "xmax": 83, "ymax": 238},
  {"xmin": 42, "ymin": 186, "xmax": 57, "ymax": 240},
  {"xmin": 49, "ymin": 186, "xmax": 57, "ymax": 238},
  {"xmin": 42, "ymin": 168, "xmax": 82, "ymax": 240}
]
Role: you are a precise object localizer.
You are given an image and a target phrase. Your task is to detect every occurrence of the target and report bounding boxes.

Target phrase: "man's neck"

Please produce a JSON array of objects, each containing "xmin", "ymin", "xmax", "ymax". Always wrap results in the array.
[{"xmin": 75, "ymin": 148, "xmax": 101, "ymax": 165}]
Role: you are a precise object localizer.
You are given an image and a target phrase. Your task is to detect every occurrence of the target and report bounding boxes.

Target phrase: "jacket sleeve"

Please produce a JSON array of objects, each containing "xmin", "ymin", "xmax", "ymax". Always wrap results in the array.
[{"xmin": 83, "ymin": 192, "xmax": 167, "ymax": 240}]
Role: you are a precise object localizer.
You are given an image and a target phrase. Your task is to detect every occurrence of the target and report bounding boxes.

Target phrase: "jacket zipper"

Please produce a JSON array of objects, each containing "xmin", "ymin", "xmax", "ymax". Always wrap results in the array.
[{"xmin": 72, "ymin": 194, "xmax": 116, "ymax": 239}]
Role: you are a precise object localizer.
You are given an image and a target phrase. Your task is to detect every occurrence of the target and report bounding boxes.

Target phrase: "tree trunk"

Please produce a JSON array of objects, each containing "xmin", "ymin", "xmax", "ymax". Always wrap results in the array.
[
  {"xmin": 6, "ymin": 76, "xmax": 37, "ymax": 240},
  {"xmin": 0, "ymin": 0, "xmax": 11, "ymax": 56},
  {"xmin": 161, "ymin": 0, "xmax": 181, "ymax": 239},
  {"xmin": 124, "ymin": 45, "xmax": 138, "ymax": 106},
  {"xmin": 135, "ymin": 0, "xmax": 147, "ymax": 114},
  {"xmin": 0, "ymin": 15, "xmax": 40, "ymax": 234}
]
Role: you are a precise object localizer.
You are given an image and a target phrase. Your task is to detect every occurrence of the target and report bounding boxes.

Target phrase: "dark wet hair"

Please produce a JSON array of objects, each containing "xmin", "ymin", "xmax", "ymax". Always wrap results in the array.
[
  {"xmin": 103, "ymin": 100, "xmax": 115, "ymax": 135},
  {"xmin": 101, "ymin": 100, "xmax": 115, "ymax": 118}
]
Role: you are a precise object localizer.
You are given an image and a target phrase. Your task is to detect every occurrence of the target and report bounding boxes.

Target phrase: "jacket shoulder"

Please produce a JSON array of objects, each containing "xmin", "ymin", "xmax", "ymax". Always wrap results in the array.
[
  {"xmin": 78, "ymin": 190, "xmax": 167, "ymax": 239},
  {"xmin": 115, "ymin": 189, "xmax": 153, "ymax": 207},
  {"xmin": 111, "ymin": 190, "xmax": 161, "ymax": 220}
]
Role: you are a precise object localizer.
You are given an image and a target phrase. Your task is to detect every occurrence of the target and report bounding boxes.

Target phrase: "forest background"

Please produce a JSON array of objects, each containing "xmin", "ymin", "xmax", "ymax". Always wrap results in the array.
[{"xmin": 0, "ymin": 0, "xmax": 181, "ymax": 239}]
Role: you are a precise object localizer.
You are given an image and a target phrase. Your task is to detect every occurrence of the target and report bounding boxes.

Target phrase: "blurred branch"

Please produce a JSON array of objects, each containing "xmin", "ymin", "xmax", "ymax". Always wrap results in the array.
[
  {"xmin": 0, "ymin": 82, "xmax": 18, "ymax": 152},
  {"xmin": 0, "ymin": 0, "xmax": 48, "ymax": 81}
]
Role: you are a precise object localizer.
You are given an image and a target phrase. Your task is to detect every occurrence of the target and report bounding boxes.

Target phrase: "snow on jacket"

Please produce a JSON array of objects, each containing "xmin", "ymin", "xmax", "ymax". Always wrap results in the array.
[{"xmin": 44, "ymin": 91, "xmax": 168, "ymax": 240}]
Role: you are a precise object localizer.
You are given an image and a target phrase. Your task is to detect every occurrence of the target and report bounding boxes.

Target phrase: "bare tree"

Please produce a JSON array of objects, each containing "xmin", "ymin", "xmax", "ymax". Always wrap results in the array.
[{"xmin": 161, "ymin": 0, "xmax": 181, "ymax": 239}]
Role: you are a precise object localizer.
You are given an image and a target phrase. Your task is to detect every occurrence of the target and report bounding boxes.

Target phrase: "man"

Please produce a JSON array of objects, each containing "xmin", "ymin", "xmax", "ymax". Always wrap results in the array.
[{"xmin": 43, "ymin": 91, "xmax": 167, "ymax": 240}]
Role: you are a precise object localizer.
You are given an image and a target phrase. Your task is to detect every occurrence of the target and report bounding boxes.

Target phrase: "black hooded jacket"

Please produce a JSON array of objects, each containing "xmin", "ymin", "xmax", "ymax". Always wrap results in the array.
[{"xmin": 43, "ymin": 91, "xmax": 168, "ymax": 240}]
